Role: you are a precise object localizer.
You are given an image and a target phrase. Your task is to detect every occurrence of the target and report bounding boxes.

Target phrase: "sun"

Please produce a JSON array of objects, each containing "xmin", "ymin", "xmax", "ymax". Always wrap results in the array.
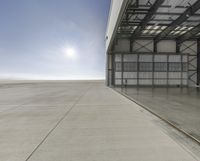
[{"xmin": 64, "ymin": 47, "xmax": 77, "ymax": 60}]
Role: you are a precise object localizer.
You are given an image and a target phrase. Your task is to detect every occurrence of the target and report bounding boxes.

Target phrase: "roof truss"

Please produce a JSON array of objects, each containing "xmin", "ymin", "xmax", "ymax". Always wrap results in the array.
[
  {"xmin": 155, "ymin": 0, "xmax": 200, "ymax": 42},
  {"xmin": 117, "ymin": 0, "xmax": 200, "ymax": 41}
]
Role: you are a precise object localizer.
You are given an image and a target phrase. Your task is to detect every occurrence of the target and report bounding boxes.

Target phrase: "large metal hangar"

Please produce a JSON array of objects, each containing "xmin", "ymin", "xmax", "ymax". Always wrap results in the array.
[
  {"xmin": 106, "ymin": 0, "xmax": 200, "ymax": 144},
  {"xmin": 106, "ymin": 0, "xmax": 200, "ymax": 87}
]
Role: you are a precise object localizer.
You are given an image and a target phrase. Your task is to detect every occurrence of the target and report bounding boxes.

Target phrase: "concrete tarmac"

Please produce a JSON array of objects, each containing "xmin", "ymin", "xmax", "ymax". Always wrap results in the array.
[{"xmin": 0, "ymin": 81, "xmax": 199, "ymax": 161}]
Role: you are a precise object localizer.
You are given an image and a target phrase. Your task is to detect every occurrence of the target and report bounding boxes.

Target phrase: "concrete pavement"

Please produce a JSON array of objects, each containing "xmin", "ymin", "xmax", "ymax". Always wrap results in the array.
[{"xmin": 0, "ymin": 81, "xmax": 198, "ymax": 161}]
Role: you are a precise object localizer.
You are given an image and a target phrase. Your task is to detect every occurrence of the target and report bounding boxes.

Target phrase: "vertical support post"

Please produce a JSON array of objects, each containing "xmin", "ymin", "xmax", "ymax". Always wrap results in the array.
[
  {"xmin": 176, "ymin": 40, "xmax": 180, "ymax": 53},
  {"xmin": 137, "ymin": 53, "xmax": 139, "ymax": 87},
  {"xmin": 136, "ymin": 0, "xmax": 139, "ymax": 7},
  {"xmin": 106, "ymin": 52, "xmax": 109, "ymax": 86},
  {"xmin": 111, "ymin": 43, "xmax": 115, "ymax": 87},
  {"xmin": 153, "ymin": 40, "xmax": 157, "ymax": 53},
  {"xmin": 111, "ymin": 53, "xmax": 115, "ymax": 86},
  {"xmin": 181, "ymin": 53, "xmax": 183, "ymax": 88},
  {"xmin": 167, "ymin": 54, "xmax": 169, "ymax": 87},
  {"xmin": 177, "ymin": 41, "xmax": 183, "ymax": 87},
  {"xmin": 197, "ymin": 39, "xmax": 200, "ymax": 86},
  {"xmin": 153, "ymin": 40, "xmax": 157, "ymax": 87},
  {"xmin": 130, "ymin": 38, "xmax": 133, "ymax": 53},
  {"xmin": 121, "ymin": 54, "xmax": 124, "ymax": 87}
]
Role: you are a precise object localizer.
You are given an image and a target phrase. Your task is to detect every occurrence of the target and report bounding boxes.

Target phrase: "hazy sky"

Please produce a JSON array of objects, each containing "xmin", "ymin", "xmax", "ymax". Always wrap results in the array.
[{"xmin": 0, "ymin": 0, "xmax": 110, "ymax": 80}]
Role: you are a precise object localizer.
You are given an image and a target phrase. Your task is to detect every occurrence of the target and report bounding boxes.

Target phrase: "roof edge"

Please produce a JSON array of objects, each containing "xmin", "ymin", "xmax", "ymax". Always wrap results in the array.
[{"xmin": 106, "ymin": 0, "xmax": 130, "ymax": 53}]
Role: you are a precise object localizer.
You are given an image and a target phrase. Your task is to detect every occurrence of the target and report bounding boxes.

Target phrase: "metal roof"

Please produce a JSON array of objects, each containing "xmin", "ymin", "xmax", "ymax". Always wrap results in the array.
[{"xmin": 117, "ymin": 0, "xmax": 200, "ymax": 42}]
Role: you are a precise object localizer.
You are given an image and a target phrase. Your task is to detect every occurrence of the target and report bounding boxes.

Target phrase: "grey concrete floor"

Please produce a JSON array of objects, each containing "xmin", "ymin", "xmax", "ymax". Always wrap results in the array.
[
  {"xmin": 115, "ymin": 87, "xmax": 200, "ymax": 142},
  {"xmin": 0, "ymin": 81, "xmax": 199, "ymax": 161}
]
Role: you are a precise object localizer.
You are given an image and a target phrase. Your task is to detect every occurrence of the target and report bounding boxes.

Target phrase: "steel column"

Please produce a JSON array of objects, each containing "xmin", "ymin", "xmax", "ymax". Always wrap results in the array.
[{"xmin": 197, "ymin": 39, "xmax": 200, "ymax": 85}]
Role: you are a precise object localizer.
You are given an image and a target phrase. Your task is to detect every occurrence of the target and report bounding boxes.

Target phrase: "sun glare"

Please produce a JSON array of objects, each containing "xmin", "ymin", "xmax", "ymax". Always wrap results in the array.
[{"xmin": 64, "ymin": 47, "xmax": 77, "ymax": 60}]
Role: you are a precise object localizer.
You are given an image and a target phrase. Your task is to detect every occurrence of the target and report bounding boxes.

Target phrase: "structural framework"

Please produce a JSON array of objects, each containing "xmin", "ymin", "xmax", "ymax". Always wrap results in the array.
[{"xmin": 106, "ymin": 0, "xmax": 200, "ymax": 87}]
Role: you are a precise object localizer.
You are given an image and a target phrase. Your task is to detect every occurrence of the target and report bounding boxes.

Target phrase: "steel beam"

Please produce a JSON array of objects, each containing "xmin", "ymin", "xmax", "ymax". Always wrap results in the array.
[
  {"xmin": 122, "ymin": 19, "xmax": 198, "ymax": 25},
  {"xmin": 130, "ymin": 0, "xmax": 165, "ymax": 40},
  {"xmin": 126, "ymin": 11, "xmax": 200, "ymax": 17},
  {"xmin": 154, "ymin": 0, "xmax": 200, "ymax": 43},
  {"xmin": 128, "ymin": 5, "xmax": 189, "ymax": 9},
  {"xmin": 177, "ymin": 24, "xmax": 200, "ymax": 44},
  {"xmin": 117, "ymin": 33, "xmax": 198, "ymax": 40}
]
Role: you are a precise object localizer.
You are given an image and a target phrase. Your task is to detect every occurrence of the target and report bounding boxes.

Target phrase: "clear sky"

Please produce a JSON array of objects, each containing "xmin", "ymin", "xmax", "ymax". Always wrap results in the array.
[{"xmin": 0, "ymin": 0, "xmax": 110, "ymax": 80}]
